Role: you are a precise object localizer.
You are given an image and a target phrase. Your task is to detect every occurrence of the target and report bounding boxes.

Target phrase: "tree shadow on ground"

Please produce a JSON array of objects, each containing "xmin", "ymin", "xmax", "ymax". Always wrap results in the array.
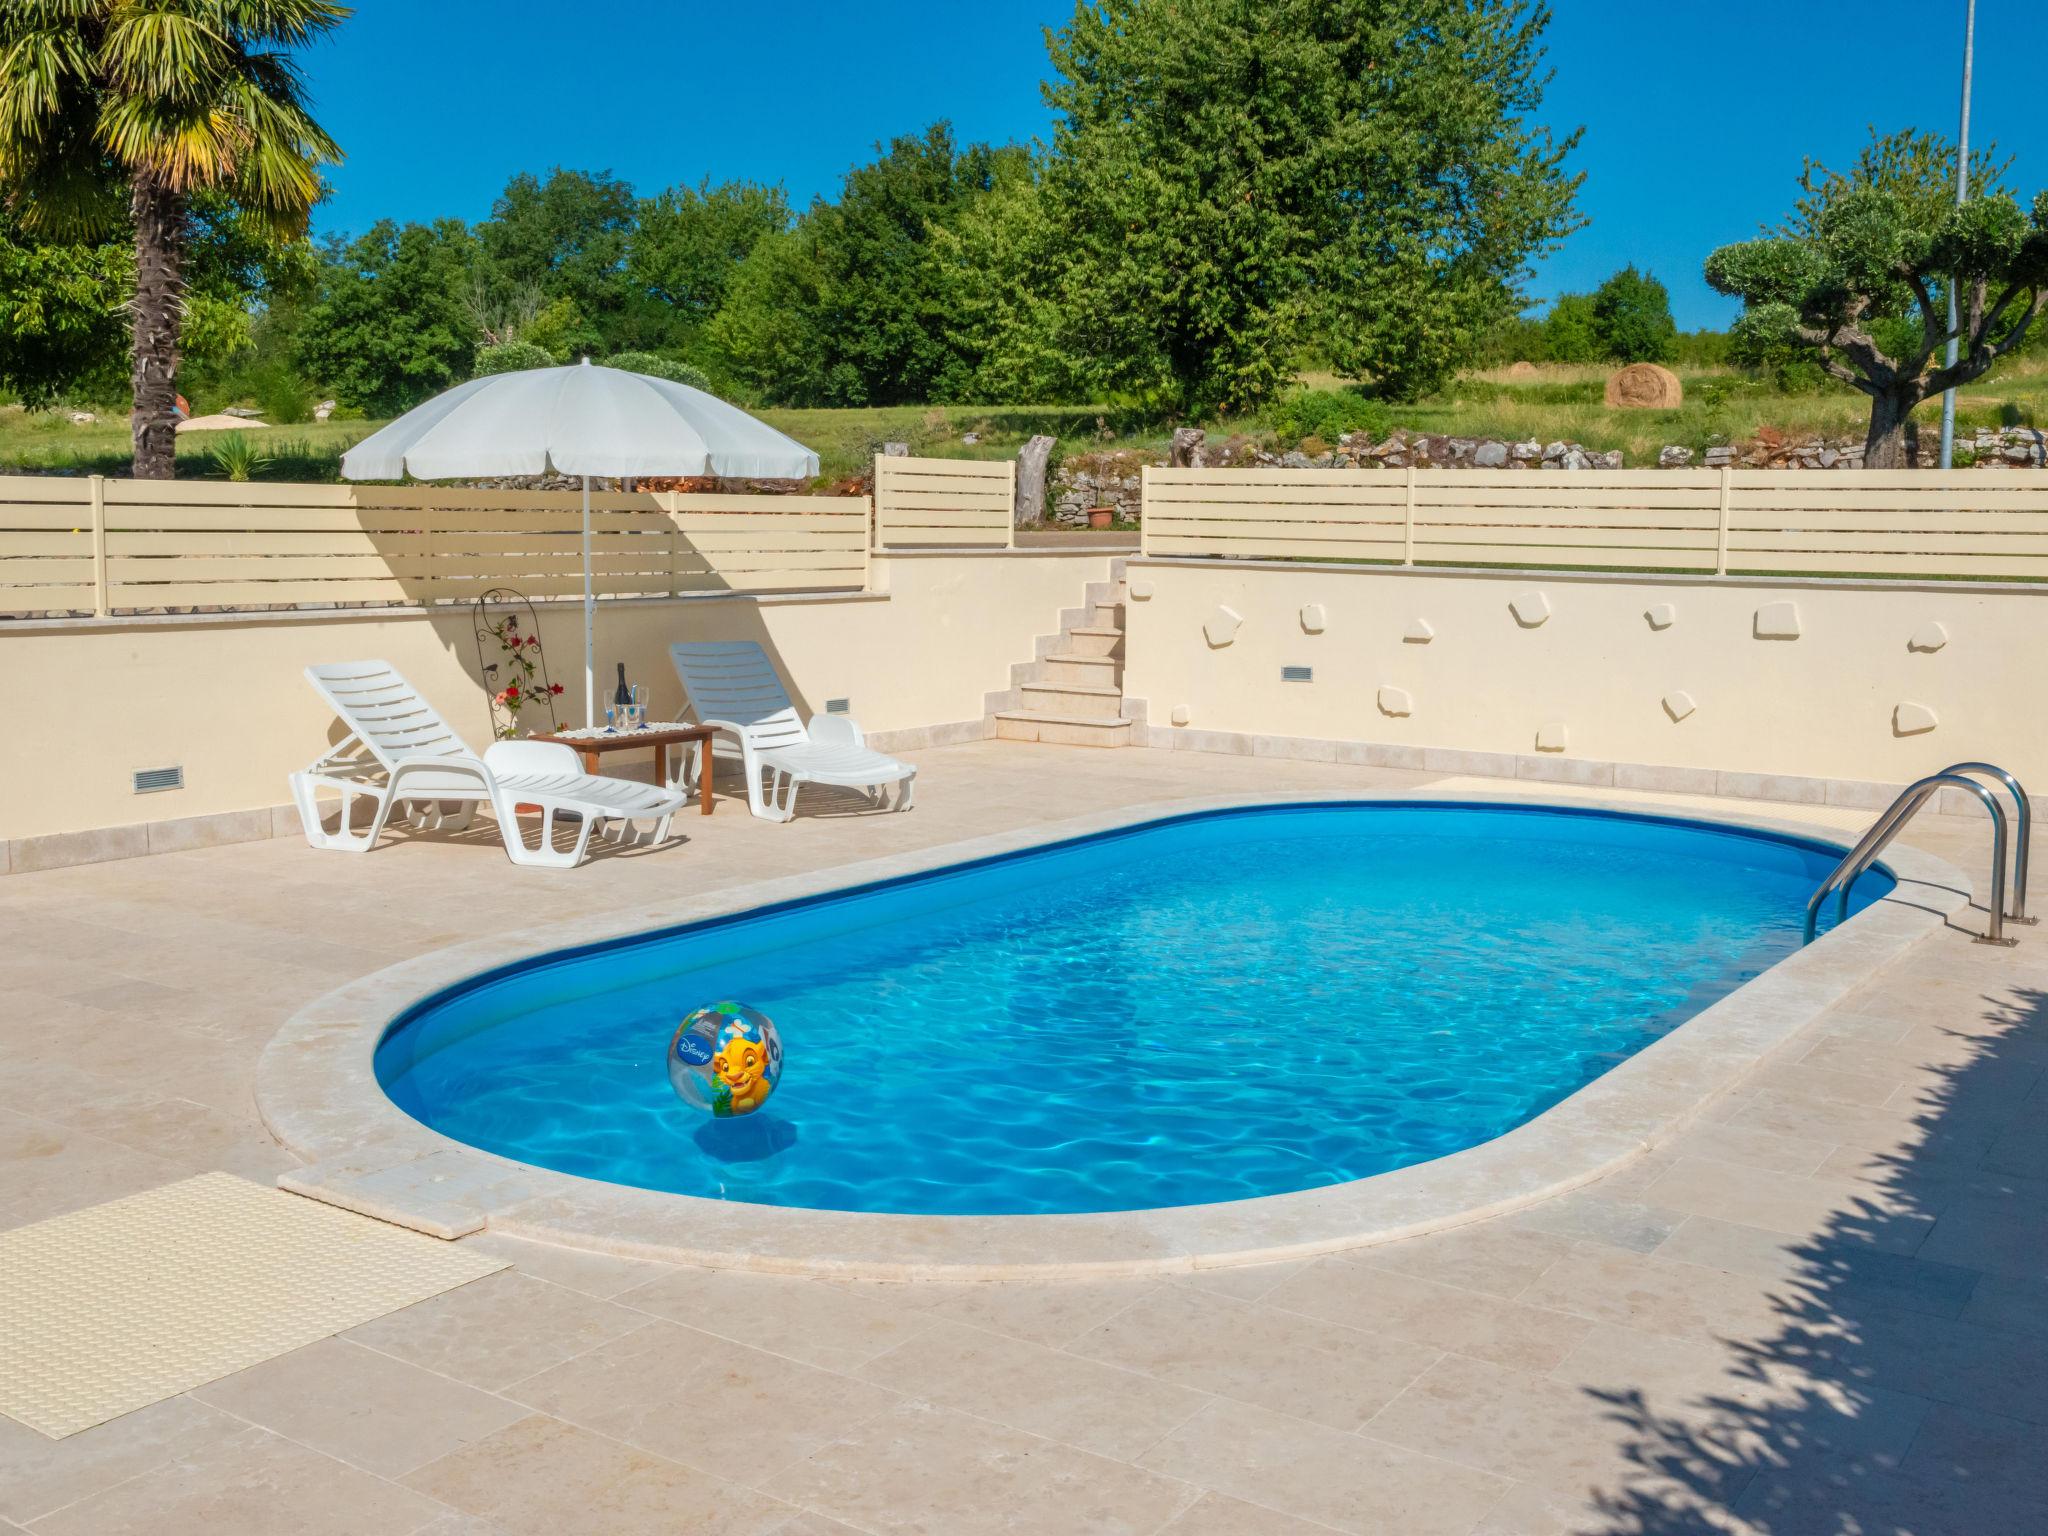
[{"xmin": 1580, "ymin": 979, "xmax": 2048, "ymax": 1534}]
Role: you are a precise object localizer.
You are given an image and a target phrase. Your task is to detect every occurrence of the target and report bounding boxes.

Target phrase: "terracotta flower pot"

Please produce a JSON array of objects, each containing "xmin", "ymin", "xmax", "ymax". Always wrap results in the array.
[{"xmin": 1086, "ymin": 506, "xmax": 1115, "ymax": 529}]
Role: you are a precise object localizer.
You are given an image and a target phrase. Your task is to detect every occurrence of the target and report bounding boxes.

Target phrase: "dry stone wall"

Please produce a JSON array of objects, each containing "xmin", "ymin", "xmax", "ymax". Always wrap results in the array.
[{"xmin": 1041, "ymin": 424, "xmax": 2048, "ymax": 525}]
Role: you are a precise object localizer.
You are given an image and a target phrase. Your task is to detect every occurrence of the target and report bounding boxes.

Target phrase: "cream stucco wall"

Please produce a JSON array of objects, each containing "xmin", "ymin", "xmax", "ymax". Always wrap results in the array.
[
  {"xmin": 2, "ymin": 551, "xmax": 1108, "ymax": 841},
  {"xmin": 1121, "ymin": 559, "xmax": 2048, "ymax": 788}
]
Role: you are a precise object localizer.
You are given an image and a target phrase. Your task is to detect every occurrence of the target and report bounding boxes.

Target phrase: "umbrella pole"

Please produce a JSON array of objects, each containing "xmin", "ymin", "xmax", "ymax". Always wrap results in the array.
[{"xmin": 582, "ymin": 474, "xmax": 595, "ymax": 729}]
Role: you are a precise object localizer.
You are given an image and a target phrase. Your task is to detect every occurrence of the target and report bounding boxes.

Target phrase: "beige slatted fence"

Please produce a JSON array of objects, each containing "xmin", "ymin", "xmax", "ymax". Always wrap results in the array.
[
  {"xmin": 0, "ymin": 476, "xmax": 100, "ymax": 617},
  {"xmin": 874, "ymin": 455, "xmax": 1015, "ymax": 548},
  {"xmin": 1143, "ymin": 465, "xmax": 2048, "ymax": 581},
  {"xmin": 0, "ymin": 476, "xmax": 871, "ymax": 617}
]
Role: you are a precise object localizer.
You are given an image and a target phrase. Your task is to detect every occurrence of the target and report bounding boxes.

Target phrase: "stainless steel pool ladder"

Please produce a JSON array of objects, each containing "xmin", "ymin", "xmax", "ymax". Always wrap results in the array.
[{"xmin": 1803, "ymin": 762, "xmax": 2033, "ymax": 946}]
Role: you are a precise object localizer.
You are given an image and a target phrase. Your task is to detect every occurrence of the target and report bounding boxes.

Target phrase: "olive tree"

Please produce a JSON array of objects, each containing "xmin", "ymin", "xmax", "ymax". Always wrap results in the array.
[{"xmin": 1706, "ymin": 130, "xmax": 2048, "ymax": 467}]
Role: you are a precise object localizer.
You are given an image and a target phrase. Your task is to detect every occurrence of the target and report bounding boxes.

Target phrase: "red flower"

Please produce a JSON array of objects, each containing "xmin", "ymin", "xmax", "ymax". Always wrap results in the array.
[
  {"xmin": 504, "ymin": 683, "xmax": 520, "ymax": 698},
  {"xmin": 548, "ymin": 683, "xmax": 565, "ymax": 695}
]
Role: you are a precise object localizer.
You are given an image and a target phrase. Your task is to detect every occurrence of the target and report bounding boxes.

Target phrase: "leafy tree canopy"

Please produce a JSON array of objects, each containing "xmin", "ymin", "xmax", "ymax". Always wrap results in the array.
[
  {"xmin": 475, "ymin": 169, "xmax": 636, "ymax": 335},
  {"xmin": 1706, "ymin": 128, "xmax": 2048, "ymax": 465},
  {"xmin": 297, "ymin": 218, "xmax": 479, "ymax": 415},
  {"xmin": 961, "ymin": 0, "xmax": 1583, "ymax": 414},
  {"xmin": 0, "ymin": 189, "xmax": 316, "ymax": 405},
  {"xmin": 713, "ymin": 125, "xmax": 1026, "ymax": 406},
  {"xmin": 1590, "ymin": 264, "xmax": 1676, "ymax": 363},
  {"xmin": 1542, "ymin": 293, "xmax": 1601, "ymax": 364},
  {"xmin": 629, "ymin": 180, "xmax": 788, "ymax": 327}
]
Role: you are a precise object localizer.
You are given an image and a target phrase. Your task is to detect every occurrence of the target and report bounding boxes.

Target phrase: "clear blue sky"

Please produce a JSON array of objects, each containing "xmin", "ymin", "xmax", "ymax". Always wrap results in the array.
[{"xmin": 306, "ymin": 1, "xmax": 2036, "ymax": 331}]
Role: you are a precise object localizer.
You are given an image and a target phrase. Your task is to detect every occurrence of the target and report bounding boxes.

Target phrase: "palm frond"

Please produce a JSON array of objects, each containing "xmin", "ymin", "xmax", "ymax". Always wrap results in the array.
[
  {"xmin": 209, "ymin": 1, "xmax": 351, "ymax": 49},
  {"xmin": 99, "ymin": 8, "xmax": 230, "ymax": 104},
  {"xmin": 0, "ymin": 25, "xmax": 95, "ymax": 136}
]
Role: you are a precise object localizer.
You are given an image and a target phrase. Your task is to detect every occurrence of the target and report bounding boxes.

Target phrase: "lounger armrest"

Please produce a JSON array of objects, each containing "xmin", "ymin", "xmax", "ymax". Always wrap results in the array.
[
  {"xmin": 386, "ymin": 751, "xmax": 494, "ymax": 791},
  {"xmin": 807, "ymin": 713, "xmax": 866, "ymax": 749},
  {"xmin": 483, "ymin": 740, "xmax": 582, "ymax": 779}
]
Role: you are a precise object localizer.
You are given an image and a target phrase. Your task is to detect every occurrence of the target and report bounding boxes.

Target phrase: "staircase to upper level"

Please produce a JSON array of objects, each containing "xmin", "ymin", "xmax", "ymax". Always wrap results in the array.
[{"xmin": 989, "ymin": 562, "xmax": 1135, "ymax": 747}]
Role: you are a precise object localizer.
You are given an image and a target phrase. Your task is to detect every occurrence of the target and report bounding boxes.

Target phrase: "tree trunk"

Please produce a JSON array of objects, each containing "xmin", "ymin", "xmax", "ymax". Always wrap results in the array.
[
  {"xmin": 129, "ymin": 176, "xmax": 186, "ymax": 480},
  {"xmin": 1015, "ymin": 434, "xmax": 1056, "ymax": 527},
  {"xmin": 1861, "ymin": 389, "xmax": 1916, "ymax": 470}
]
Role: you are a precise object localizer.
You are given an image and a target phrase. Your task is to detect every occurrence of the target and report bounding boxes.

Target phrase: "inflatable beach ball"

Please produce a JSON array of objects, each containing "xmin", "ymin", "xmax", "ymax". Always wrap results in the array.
[{"xmin": 668, "ymin": 1002, "xmax": 782, "ymax": 1117}]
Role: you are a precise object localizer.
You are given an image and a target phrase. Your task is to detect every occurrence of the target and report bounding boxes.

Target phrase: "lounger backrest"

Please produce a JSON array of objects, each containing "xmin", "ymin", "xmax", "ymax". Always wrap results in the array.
[
  {"xmin": 668, "ymin": 642, "xmax": 808, "ymax": 751},
  {"xmin": 304, "ymin": 661, "xmax": 475, "ymax": 771}
]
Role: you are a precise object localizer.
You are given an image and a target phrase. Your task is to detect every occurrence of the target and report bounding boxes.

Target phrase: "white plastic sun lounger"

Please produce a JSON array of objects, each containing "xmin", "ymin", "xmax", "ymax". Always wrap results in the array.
[
  {"xmin": 290, "ymin": 661, "xmax": 689, "ymax": 868},
  {"xmin": 668, "ymin": 641, "xmax": 916, "ymax": 822}
]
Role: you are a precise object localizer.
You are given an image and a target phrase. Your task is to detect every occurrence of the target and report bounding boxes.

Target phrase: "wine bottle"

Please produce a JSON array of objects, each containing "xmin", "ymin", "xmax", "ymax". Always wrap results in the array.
[{"xmin": 614, "ymin": 663, "xmax": 631, "ymax": 712}]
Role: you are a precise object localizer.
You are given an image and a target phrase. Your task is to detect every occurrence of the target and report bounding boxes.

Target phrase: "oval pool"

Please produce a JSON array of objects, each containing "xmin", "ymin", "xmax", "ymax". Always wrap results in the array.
[{"xmin": 375, "ymin": 802, "xmax": 1890, "ymax": 1216}]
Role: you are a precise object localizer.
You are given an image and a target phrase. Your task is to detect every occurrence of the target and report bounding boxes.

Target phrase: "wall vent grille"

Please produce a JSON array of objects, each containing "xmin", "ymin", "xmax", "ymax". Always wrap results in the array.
[
  {"xmin": 825, "ymin": 698, "xmax": 851, "ymax": 714},
  {"xmin": 133, "ymin": 766, "xmax": 184, "ymax": 794},
  {"xmin": 1281, "ymin": 666, "xmax": 1313, "ymax": 683}
]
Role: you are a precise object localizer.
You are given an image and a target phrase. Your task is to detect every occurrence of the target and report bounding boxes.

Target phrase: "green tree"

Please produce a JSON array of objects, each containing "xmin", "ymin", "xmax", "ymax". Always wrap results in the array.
[
  {"xmin": 997, "ymin": 0, "xmax": 1582, "ymax": 414},
  {"xmin": 0, "ymin": 0, "xmax": 347, "ymax": 477},
  {"xmin": 1590, "ymin": 264, "xmax": 1676, "ymax": 362},
  {"xmin": 1541, "ymin": 293, "xmax": 1601, "ymax": 363},
  {"xmin": 0, "ymin": 205, "xmax": 131, "ymax": 403},
  {"xmin": 519, "ymin": 294, "xmax": 601, "ymax": 363},
  {"xmin": 475, "ymin": 168, "xmax": 649, "ymax": 351},
  {"xmin": 713, "ymin": 125, "xmax": 1024, "ymax": 406},
  {"xmin": 0, "ymin": 188, "xmax": 319, "ymax": 409},
  {"xmin": 629, "ymin": 179, "xmax": 787, "ymax": 330},
  {"xmin": 707, "ymin": 222, "xmax": 834, "ymax": 404},
  {"xmin": 1707, "ymin": 128, "xmax": 2048, "ymax": 467},
  {"xmin": 298, "ymin": 220, "xmax": 478, "ymax": 415}
]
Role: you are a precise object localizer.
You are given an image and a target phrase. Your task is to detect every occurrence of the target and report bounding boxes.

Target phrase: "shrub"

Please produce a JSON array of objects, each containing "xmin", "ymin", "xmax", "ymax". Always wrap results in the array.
[
  {"xmin": 1266, "ymin": 388, "xmax": 1391, "ymax": 446},
  {"xmin": 603, "ymin": 352, "xmax": 712, "ymax": 391},
  {"xmin": 475, "ymin": 342, "xmax": 556, "ymax": 377},
  {"xmin": 207, "ymin": 432, "xmax": 271, "ymax": 482},
  {"xmin": 252, "ymin": 364, "xmax": 313, "ymax": 424}
]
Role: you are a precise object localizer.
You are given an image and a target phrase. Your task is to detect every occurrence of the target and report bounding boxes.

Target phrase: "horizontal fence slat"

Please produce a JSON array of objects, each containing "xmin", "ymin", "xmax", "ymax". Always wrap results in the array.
[
  {"xmin": 875, "ymin": 455, "xmax": 1011, "ymax": 549},
  {"xmin": 1143, "ymin": 466, "xmax": 2048, "ymax": 581},
  {"xmin": 0, "ymin": 479, "xmax": 871, "ymax": 615}
]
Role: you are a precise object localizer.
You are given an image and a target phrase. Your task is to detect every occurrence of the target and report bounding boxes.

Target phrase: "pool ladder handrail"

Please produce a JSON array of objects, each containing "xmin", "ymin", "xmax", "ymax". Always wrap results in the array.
[{"xmin": 1803, "ymin": 762, "xmax": 2033, "ymax": 946}]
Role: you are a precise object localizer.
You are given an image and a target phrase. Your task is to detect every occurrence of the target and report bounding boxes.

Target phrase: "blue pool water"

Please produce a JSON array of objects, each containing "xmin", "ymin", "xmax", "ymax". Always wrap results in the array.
[{"xmin": 376, "ymin": 803, "xmax": 1890, "ymax": 1216}]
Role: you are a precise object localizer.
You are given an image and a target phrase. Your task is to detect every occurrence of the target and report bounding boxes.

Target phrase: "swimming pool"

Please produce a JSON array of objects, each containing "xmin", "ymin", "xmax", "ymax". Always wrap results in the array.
[{"xmin": 375, "ymin": 802, "xmax": 1891, "ymax": 1217}]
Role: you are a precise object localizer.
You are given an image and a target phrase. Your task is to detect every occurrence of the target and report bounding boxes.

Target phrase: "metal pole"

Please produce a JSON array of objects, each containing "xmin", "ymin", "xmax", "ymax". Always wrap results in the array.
[
  {"xmin": 1938, "ymin": 0, "xmax": 1976, "ymax": 470},
  {"xmin": 582, "ymin": 473, "xmax": 594, "ymax": 728}
]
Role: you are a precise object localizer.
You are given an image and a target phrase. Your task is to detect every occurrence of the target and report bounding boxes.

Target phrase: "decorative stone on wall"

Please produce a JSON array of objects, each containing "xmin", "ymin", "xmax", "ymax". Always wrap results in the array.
[
  {"xmin": 1299, "ymin": 603, "xmax": 1326, "ymax": 633},
  {"xmin": 1203, "ymin": 605, "xmax": 1243, "ymax": 647},
  {"xmin": 1377, "ymin": 686, "xmax": 1413, "ymax": 717},
  {"xmin": 1536, "ymin": 721, "xmax": 1569, "ymax": 752},
  {"xmin": 1893, "ymin": 702, "xmax": 1939, "ymax": 736},
  {"xmin": 1404, "ymin": 618, "xmax": 1435, "ymax": 643},
  {"xmin": 1128, "ymin": 578, "xmax": 1155, "ymax": 600},
  {"xmin": 1663, "ymin": 690, "xmax": 1697, "ymax": 722},
  {"xmin": 1645, "ymin": 603, "xmax": 1676, "ymax": 630},
  {"xmin": 1908, "ymin": 621, "xmax": 1948, "ymax": 653},
  {"xmin": 1170, "ymin": 704, "xmax": 1192, "ymax": 726},
  {"xmin": 1754, "ymin": 601, "xmax": 1802, "ymax": 640},
  {"xmin": 1510, "ymin": 591, "xmax": 1552, "ymax": 628}
]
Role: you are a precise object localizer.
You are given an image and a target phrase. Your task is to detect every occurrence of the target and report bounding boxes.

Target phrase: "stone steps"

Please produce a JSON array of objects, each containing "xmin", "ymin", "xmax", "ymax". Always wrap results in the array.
[
  {"xmin": 1018, "ymin": 680, "xmax": 1123, "ymax": 717},
  {"xmin": 1040, "ymin": 652, "xmax": 1123, "ymax": 687},
  {"xmin": 992, "ymin": 711, "xmax": 1134, "ymax": 747},
  {"xmin": 1062, "ymin": 626, "xmax": 1125, "ymax": 659},
  {"xmin": 983, "ymin": 560, "xmax": 1135, "ymax": 748}
]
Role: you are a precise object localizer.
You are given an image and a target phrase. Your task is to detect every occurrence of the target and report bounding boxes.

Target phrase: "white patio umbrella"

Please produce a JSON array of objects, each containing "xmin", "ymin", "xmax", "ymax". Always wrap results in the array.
[{"xmin": 341, "ymin": 360, "xmax": 819, "ymax": 726}]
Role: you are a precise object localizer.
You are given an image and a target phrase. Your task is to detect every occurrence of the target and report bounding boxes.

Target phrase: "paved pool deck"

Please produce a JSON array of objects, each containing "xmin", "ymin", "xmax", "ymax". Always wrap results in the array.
[{"xmin": 1, "ymin": 742, "xmax": 2042, "ymax": 1535}]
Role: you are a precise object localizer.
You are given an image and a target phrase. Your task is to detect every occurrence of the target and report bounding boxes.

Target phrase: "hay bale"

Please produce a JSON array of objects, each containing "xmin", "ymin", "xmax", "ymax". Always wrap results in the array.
[
  {"xmin": 1506, "ymin": 360, "xmax": 1540, "ymax": 379},
  {"xmin": 1605, "ymin": 363, "xmax": 1682, "ymax": 410}
]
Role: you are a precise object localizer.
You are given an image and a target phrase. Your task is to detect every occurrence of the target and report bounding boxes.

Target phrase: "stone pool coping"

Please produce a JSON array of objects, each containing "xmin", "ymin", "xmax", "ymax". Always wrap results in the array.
[{"xmin": 255, "ymin": 789, "xmax": 1972, "ymax": 1280}]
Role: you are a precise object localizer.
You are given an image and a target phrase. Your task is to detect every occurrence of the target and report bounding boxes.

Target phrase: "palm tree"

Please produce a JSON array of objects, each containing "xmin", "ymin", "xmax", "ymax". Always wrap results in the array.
[{"xmin": 0, "ymin": 2, "xmax": 346, "ymax": 478}]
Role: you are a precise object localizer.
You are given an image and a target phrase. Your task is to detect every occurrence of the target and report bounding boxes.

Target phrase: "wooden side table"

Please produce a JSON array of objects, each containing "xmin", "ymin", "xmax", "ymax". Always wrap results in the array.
[{"xmin": 531, "ymin": 724, "xmax": 719, "ymax": 816}]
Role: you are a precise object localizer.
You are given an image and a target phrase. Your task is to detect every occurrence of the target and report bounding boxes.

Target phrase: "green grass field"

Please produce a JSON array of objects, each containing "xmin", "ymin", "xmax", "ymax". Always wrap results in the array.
[{"xmin": 4, "ymin": 360, "xmax": 2043, "ymax": 483}]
